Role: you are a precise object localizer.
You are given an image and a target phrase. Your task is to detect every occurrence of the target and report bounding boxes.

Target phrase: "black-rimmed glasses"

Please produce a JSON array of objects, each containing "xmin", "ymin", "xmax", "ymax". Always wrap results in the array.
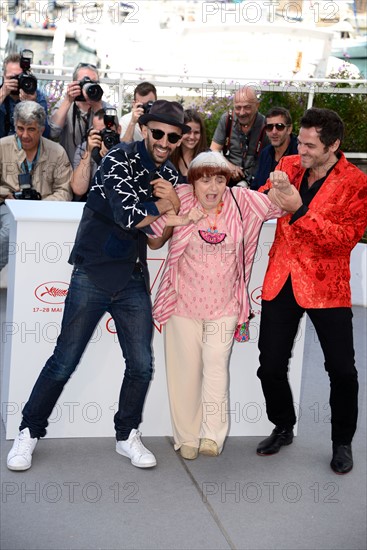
[
  {"xmin": 148, "ymin": 127, "xmax": 182, "ymax": 144},
  {"xmin": 265, "ymin": 123, "xmax": 289, "ymax": 132}
]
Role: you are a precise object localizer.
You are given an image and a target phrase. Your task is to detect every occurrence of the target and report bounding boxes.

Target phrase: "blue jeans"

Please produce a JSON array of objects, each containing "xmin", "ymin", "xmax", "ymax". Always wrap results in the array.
[{"xmin": 21, "ymin": 267, "xmax": 154, "ymax": 440}]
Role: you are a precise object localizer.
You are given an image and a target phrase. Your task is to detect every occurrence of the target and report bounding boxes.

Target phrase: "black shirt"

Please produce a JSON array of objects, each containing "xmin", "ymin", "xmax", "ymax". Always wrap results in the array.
[{"xmin": 290, "ymin": 155, "xmax": 339, "ymax": 225}]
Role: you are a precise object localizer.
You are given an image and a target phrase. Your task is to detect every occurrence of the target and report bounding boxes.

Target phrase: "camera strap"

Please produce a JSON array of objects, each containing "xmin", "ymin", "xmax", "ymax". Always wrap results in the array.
[
  {"xmin": 239, "ymin": 123, "xmax": 266, "ymax": 171},
  {"xmin": 17, "ymin": 137, "xmax": 40, "ymax": 175},
  {"xmin": 4, "ymin": 97, "xmax": 12, "ymax": 135},
  {"xmin": 229, "ymin": 188, "xmax": 254, "ymax": 321},
  {"xmin": 22, "ymin": 160, "xmax": 33, "ymax": 174},
  {"xmin": 223, "ymin": 110, "xmax": 233, "ymax": 157},
  {"xmin": 72, "ymin": 103, "xmax": 90, "ymax": 148}
]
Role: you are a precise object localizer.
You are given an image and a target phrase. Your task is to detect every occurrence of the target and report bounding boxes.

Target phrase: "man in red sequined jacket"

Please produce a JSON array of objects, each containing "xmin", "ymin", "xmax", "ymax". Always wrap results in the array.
[{"xmin": 256, "ymin": 107, "xmax": 367, "ymax": 475}]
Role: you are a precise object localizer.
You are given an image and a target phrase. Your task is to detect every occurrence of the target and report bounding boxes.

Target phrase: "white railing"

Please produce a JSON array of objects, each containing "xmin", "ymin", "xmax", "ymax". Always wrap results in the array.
[
  {"xmin": 1, "ymin": 63, "xmax": 366, "ymax": 157},
  {"xmin": 21, "ymin": 64, "xmax": 367, "ymax": 115}
]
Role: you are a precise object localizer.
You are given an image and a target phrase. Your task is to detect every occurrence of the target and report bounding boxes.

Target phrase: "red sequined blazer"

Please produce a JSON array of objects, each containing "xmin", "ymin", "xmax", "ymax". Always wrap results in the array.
[{"xmin": 259, "ymin": 153, "xmax": 367, "ymax": 308}]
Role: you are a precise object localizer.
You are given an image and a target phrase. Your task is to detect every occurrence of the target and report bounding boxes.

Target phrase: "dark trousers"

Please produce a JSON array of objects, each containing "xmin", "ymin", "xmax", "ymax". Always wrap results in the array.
[{"xmin": 257, "ymin": 277, "xmax": 358, "ymax": 444}]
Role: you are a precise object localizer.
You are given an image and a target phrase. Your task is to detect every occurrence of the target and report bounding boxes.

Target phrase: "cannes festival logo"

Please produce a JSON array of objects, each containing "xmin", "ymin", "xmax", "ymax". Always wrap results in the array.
[
  {"xmin": 34, "ymin": 281, "xmax": 69, "ymax": 304},
  {"xmin": 251, "ymin": 286, "xmax": 263, "ymax": 306}
]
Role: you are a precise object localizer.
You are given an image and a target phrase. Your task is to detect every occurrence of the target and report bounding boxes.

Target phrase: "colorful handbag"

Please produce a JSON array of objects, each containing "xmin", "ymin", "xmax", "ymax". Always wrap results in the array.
[{"xmin": 234, "ymin": 321, "xmax": 250, "ymax": 342}]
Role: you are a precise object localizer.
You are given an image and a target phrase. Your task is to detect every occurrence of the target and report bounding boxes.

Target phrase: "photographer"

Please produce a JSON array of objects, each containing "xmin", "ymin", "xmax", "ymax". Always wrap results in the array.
[
  {"xmin": 49, "ymin": 62, "xmax": 113, "ymax": 163},
  {"xmin": 0, "ymin": 51, "xmax": 50, "ymax": 139},
  {"xmin": 0, "ymin": 101, "xmax": 72, "ymax": 271},
  {"xmin": 72, "ymin": 108, "xmax": 121, "ymax": 200},
  {"xmin": 210, "ymin": 86, "xmax": 269, "ymax": 187},
  {"xmin": 120, "ymin": 82, "xmax": 157, "ymax": 143}
]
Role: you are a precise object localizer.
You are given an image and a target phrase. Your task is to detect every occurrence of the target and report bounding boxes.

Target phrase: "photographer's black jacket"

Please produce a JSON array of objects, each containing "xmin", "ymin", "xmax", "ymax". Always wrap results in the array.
[{"xmin": 69, "ymin": 140, "xmax": 178, "ymax": 292}]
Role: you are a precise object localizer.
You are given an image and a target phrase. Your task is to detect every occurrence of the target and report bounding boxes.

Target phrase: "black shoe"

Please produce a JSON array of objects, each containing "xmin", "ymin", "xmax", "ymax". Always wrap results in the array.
[
  {"xmin": 330, "ymin": 444, "xmax": 353, "ymax": 474},
  {"xmin": 257, "ymin": 426, "xmax": 294, "ymax": 456}
]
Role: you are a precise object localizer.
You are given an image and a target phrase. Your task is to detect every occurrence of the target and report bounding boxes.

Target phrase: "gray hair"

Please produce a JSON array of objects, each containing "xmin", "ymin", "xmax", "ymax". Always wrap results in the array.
[
  {"xmin": 189, "ymin": 151, "xmax": 230, "ymax": 170},
  {"xmin": 13, "ymin": 101, "xmax": 46, "ymax": 129},
  {"xmin": 72, "ymin": 63, "xmax": 99, "ymax": 81}
]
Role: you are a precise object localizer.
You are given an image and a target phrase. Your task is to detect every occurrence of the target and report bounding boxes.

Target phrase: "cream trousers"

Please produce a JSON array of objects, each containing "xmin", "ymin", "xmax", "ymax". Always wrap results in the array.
[{"xmin": 164, "ymin": 314, "xmax": 238, "ymax": 453}]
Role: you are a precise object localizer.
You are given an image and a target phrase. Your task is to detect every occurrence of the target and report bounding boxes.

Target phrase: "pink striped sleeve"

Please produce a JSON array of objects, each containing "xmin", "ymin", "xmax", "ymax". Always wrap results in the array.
[
  {"xmin": 150, "ymin": 215, "xmax": 167, "ymax": 238},
  {"xmin": 149, "ymin": 185, "xmax": 195, "ymax": 237}
]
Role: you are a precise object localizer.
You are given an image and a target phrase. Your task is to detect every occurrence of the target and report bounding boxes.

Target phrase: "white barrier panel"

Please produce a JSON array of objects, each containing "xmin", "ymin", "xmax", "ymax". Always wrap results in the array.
[{"xmin": 2, "ymin": 201, "xmax": 305, "ymax": 439}]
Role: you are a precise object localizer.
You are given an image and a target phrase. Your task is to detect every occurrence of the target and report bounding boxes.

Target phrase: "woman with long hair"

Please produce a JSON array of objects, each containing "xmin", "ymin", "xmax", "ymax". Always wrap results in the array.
[{"xmin": 170, "ymin": 109, "xmax": 208, "ymax": 183}]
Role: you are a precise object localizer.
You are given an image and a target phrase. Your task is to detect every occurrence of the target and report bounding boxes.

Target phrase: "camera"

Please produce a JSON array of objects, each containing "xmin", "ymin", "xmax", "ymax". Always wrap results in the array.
[
  {"xmin": 75, "ymin": 76, "xmax": 103, "ymax": 102},
  {"xmin": 13, "ymin": 173, "xmax": 41, "ymax": 200},
  {"xmin": 90, "ymin": 108, "xmax": 120, "ymax": 165},
  {"xmin": 139, "ymin": 101, "xmax": 154, "ymax": 114},
  {"xmin": 243, "ymin": 170, "xmax": 255, "ymax": 187},
  {"xmin": 100, "ymin": 128, "xmax": 120, "ymax": 149},
  {"xmin": 100, "ymin": 108, "xmax": 120, "ymax": 149},
  {"xmin": 11, "ymin": 49, "xmax": 38, "ymax": 95}
]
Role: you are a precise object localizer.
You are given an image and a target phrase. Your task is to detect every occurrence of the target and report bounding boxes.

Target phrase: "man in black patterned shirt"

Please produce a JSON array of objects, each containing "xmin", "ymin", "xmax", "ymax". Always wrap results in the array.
[{"xmin": 7, "ymin": 101, "xmax": 190, "ymax": 472}]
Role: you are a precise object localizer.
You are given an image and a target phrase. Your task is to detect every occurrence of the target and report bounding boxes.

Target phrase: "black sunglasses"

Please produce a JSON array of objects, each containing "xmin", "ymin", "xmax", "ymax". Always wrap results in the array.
[
  {"xmin": 148, "ymin": 127, "xmax": 182, "ymax": 144},
  {"xmin": 265, "ymin": 123, "xmax": 289, "ymax": 131}
]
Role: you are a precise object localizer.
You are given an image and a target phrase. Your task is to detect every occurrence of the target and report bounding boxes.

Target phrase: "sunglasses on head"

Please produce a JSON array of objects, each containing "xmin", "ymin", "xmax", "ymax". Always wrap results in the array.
[
  {"xmin": 76, "ymin": 62, "xmax": 98, "ymax": 70},
  {"xmin": 148, "ymin": 127, "xmax": 182, "ymax": 144},
  {"xmin": 265, "ymin": 123, "xmax": 289, "ymax": 131}
]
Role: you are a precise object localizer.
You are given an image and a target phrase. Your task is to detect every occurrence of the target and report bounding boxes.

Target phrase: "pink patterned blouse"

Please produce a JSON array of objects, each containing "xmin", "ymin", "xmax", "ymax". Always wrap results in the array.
[
  {"xmin": 175, "ymin": 215, "xmax": 239, "ymax": 320},
  {"xmin": 151, "ymin": 185, "xmax": 283, "ymax": 327}
]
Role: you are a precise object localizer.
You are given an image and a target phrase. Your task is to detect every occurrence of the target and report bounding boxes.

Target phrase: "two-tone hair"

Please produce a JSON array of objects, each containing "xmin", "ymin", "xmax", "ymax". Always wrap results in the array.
[
  {"xmin": 13, "ymin": 100, "xmax": 46, "ymax": 128},
  {"xmin": 187, "ymin": 151, "xmax": 231, "ymax": 185}
]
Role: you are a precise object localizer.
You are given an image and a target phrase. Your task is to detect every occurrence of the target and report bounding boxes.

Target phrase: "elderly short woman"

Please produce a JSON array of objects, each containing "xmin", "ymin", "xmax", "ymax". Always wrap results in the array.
[{"xmin": 150, "ymin": 151, "xmax": 286, "ymax": 460}]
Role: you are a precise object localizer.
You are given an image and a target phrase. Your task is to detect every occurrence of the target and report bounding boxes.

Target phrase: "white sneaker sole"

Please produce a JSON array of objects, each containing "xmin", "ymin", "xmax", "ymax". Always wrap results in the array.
[
  {"xmin": 7, "ymin": 460, "xmax": 32, "ymax": 471},
  {"xmin": 116, "ymin": 446, "xmax": 157, "ymax": 468}
]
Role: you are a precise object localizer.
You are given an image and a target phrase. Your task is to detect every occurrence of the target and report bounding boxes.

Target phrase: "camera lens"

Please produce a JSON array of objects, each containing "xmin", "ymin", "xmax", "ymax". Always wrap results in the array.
[
  {"xmin": 83, "ymin": 82, "xmax": 103, "ymax": 102},
  {"xmin": 143, "ymin": 101, "xmax": 154, "ymax": 114},
  {"xmin": 101, "ymin": 129, "xmax": 120, "ymax": 149},
  {"xmin": 18, "ymin": 74, "xmax": 37, "ymax": 95}
]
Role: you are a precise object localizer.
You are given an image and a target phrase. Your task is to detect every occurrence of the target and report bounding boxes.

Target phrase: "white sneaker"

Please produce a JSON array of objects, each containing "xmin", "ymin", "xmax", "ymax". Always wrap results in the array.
[
  {"xmin": 7, "ymin": 428, "xmax": 38, "ymax": 471},
  {"xmin": 116, "ymin": 429, "xmax": 157, "ymax": 468}
]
